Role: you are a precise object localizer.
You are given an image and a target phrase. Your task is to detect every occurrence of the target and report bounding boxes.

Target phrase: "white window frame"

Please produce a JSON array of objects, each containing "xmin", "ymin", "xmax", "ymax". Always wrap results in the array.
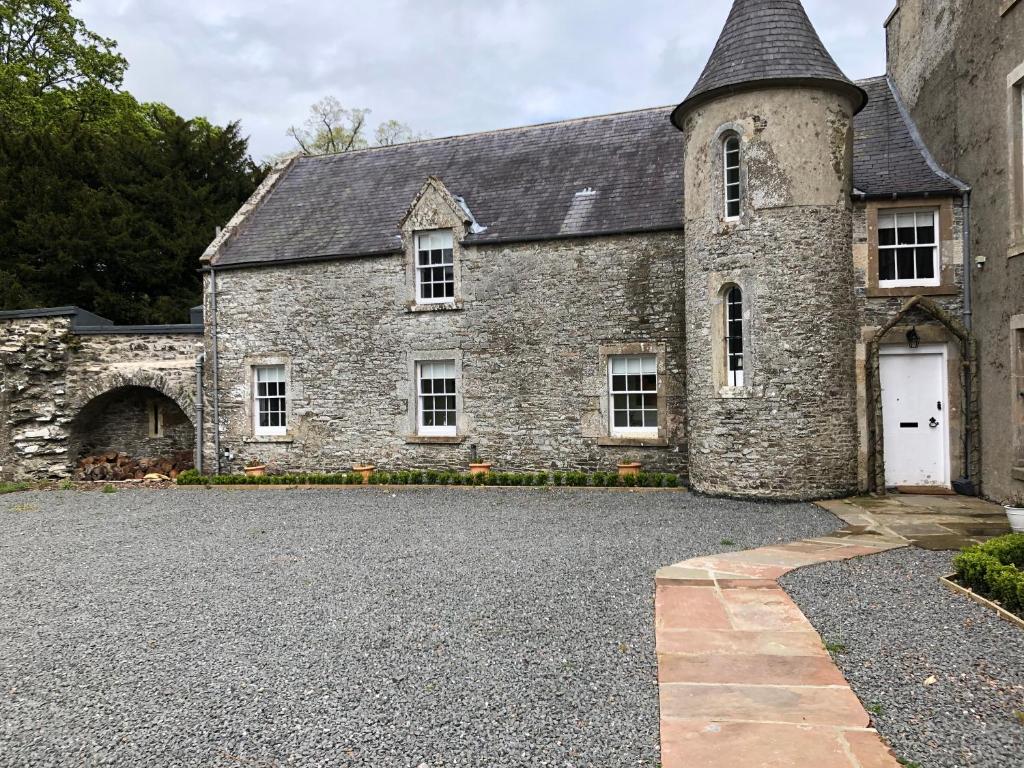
[
  {"xmin": 253, "ymin": 364, "xmax": 288, "ymax": 436},
  {"xmin": 416, "ymin": 359, "xmax": 458, "ymax": 437},
  {"xmin": 723, "ymin": 134, "xmax": 741, "ymax": 220},
  {"xmin": 608, "ymin": 355, "xmax": 659, "ymax": 439},
  {"xmin": 877, "ymin": 209, "xmax": 941, "ymax": 288},
  {"xmin": 414, "ymin": 230, "xmax": 456, "ymax": 305},
  {"xmin": 725, "ymin": 286, "xmax": 745, "ymax": 388}
]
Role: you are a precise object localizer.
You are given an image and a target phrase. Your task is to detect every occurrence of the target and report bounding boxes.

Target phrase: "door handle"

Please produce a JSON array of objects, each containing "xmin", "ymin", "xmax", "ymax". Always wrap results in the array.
[{"xmin": 929, "ymin": 417, "xmax": 940, "ymax": 429}]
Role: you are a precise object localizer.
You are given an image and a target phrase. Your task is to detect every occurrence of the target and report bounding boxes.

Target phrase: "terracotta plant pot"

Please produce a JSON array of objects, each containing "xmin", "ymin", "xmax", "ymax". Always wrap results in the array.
[
  {"xmin": 244, "ymin": 465, "xmax": 266, "ymax": 477},
  {"xmin": 617, "ymin": 462, "xmax": 642, "ymax": 478},
  {"xmin": 353, "ymin": 464, "xmax": 376, "ymax": 484},
  {"xmin": 469, "ymin": 462, "xmax": 494, "ymax": 476}
]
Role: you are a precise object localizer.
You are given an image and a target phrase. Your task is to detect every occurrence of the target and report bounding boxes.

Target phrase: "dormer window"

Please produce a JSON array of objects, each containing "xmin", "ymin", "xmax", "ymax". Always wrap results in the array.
[
  {"xmin": 415, "ymin": 230, "xmax": 455, "ymax": 304},
  {"xmin": 723, "ymin": 134, "xmax": 741, "ymax": 220}
]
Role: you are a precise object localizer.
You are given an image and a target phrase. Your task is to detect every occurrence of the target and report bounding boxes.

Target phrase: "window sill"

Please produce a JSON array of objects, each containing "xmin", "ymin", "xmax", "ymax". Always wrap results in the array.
[
  {"xmin": 404, "ymin": 435, "xmax": 466, "ymax": 445},
  {"xmin": 717, "ymin": 386, "xmax": 753, "ymax": 399},
  {"xmin": 597, "ymin": 436, "xmax": 669, "ymax": 448},
  {"xmin": 1008, "ymin": 240, "xmax": 1024, "ymax": 259},
  {"xmin": 866, "ymin": 285, "xmax": 959, "ymax": 298},
  {"xmin": 406, "ymin": 300, "xmax": 464, "ymax": 314},
  {"xmin": 1012, "ymin": 466, "xmax": 1024, "ymax": 482},
  {"xmin": 244, "ymin": 435, "xmax": 294, "ymax": 444}
]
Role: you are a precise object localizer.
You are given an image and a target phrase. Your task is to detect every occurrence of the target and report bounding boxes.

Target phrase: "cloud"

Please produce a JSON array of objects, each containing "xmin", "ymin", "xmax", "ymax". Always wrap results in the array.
[{"xmin": 76, "ymin": 0, "xmax": 895, "ymax": 162}]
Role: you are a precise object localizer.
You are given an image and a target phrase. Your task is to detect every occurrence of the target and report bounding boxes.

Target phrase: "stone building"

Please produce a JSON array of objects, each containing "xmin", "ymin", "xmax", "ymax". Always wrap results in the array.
[{"xmin": 2, "ymin": 0, "xmax": 1020, "ymax": 503}]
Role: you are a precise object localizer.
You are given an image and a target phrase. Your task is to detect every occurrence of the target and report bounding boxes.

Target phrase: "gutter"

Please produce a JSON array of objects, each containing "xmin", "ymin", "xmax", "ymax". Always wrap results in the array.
[{"xmin": 195, "ymin": 353, "xmax": 205, "ymax": 475}]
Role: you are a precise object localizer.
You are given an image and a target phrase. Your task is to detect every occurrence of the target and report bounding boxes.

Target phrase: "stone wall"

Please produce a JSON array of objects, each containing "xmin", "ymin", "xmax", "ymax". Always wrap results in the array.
[
  {"xmin": 0, "ymin": 315, "xmax": 201, "ymax": 480},
  {"xmin": 0, "ymin": 316, "xmax": 75, "ymax": 479},
  {"xmin": 204, "ymin": 230, "xmax": 687, "ymax": 476},
  {"xmin": 680, "ymin": 86, "xmax": 860, "ymax": 500},
  {"xmin": 887, "ymin": 0, "xmax": 1024, "ymax": 500},
  {"xmin": 69, "ymin": 390, "xmax": 194, "ymax": 464}
]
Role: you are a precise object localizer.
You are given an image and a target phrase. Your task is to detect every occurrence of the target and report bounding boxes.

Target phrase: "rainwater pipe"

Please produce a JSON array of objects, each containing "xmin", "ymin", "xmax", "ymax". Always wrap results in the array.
[
  {"xmin": 960, "ymin": 189, "xmax": 974, "ymax": 493},
  {"xmin": 209, "ymin": 264, "xmax": 222, "ymax": 475},
  {"xmin": 194, "ymin": 352, "xmax": 204, "ymax": 475}
]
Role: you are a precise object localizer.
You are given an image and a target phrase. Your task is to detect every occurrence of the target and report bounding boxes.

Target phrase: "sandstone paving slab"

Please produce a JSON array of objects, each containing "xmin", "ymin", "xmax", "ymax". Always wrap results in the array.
[
  {"xmin": 656, "ymin": 585, "xmax": 733, "ymax": 631},
  {"xmin": 660, "ymin": 721, "xmax": 891, "ymax": 768},
  {"xmin": 841, "ymin": 729, "xmax": 905, "ymax": 768},
  {"xmin": 719, "ymin": 588, "xmax": 817, "ymax": 632},
  {"xmin": 656, "ymin": 629, "xmax": 828, "ymax": 657},
  {"xmin": 660, "ymin": 683, "xmax": 870, "ymax": 727},
  {"xmin": 658, "ymin": 652, "xmax": 847, "ymax": 686}
]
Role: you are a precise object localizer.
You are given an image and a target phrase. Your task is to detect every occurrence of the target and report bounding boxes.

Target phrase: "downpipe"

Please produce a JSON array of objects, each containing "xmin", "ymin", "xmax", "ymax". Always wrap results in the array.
[
  {"xmin": 209, "ymin": 266, "xmax": 222, "ymax": 475},
  {"xmin": 194, "ymin": 352, "xmax": 205, "ymax": 475},
  {"xmin": 957, "ymin": 189, "xmax": 975, "ymax": 496}
]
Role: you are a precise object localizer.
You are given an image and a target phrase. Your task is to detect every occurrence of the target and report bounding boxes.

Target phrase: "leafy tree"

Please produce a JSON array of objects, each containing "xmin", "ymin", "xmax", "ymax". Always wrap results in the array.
[
  {"xmin": 0, "ymin": 1, "xmax": 264, "ymax": 324},
  {"xmin": 286, "ymin": 95, "xmax": 426, "ymax": 156}
]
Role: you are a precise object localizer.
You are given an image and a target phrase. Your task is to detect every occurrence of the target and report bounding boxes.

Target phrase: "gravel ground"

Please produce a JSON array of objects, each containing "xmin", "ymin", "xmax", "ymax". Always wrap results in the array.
[
  {"xmin": 781, "ymin": 547, "xmax": 1024, "ymax": 768},
  {"xmin": 0, "ymin": 487, "xmax": 835, "ymax": 767}
]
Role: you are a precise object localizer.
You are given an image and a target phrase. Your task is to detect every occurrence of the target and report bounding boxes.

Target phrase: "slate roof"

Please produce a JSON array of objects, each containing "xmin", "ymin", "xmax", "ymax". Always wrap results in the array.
[
  {"xmin": 852, "ymin": 76, "xmax": 966, "ymax": 199},
  {"xmin": 212, "ymin": 108, "xmax": 685, "ymax": 268},
  {"xmin": 671, "ymin": 0, "xmax": 866, "ymax": 127},
  {"xmin": 209, "ymin": 84, "xmax": 962, "ymax": 270}
]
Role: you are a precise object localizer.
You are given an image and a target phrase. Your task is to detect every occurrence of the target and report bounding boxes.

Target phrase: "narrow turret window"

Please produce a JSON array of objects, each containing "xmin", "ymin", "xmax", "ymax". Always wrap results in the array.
[
  {"xmin": 725, "ymin": 287, "xmax": 744, "ymax": 387},
  {"xmin": 723, "ymin": 135, "xmax": 741, "ymax": 220}
]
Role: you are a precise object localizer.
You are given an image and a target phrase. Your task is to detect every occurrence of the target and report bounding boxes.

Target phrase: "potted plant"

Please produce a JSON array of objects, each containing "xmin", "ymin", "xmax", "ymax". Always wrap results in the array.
[
  {"xmin": 469, "ymin": 461, "xmax": 494, "ymax": 476},
  {"xmin": 352, "ymin": 463, "xmax": 376, "ymax": 484},
  {"xmin": 617, "ymin": 458, "xmax": 642, "ymax": 478},
  {"xmin": 1006, "ymin": 492, "xmax": 1024, "ymax": 533},
  {"xmin": 244, "ymin": 459, "xmax": 266, "ymax": 477}
]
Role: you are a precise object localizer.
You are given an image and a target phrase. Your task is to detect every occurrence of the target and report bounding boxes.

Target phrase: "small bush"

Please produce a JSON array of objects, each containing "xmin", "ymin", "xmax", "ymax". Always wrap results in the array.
[
  {"xmin": 102, "ymin": 484, "xmax": 116, "ymax": 494},
  {"xmin": 954, "ymin": 534, "xmax": 1024, "ymax": 615}
]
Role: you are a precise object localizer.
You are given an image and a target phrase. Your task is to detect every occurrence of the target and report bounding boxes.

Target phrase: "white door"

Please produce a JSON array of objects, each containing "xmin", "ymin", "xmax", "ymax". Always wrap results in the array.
[{"xmin": 879, "ymin": 345, "xmax": 949, "ymax": 488}]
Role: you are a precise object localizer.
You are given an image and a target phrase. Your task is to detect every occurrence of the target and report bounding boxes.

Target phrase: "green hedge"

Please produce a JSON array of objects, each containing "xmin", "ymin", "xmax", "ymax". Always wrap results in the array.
[
  {"xmin": 953, "ymin": 533, "xmax": 1024, "ymax": 615},
  {"xmin": 176, "ymin": 468, "xmax": 681, "ymax": 489}
]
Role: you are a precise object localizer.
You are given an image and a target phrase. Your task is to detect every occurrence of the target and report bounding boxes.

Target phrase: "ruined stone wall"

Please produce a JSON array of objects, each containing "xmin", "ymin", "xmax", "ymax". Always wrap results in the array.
[
  {"xmin": 680, "ymin": 86, "xmax": 860, "ymax": 500},
  {"xmin": 204, "ymin": 231, "xmax": 687, "ymax": 476},
  {"xmin": 0, "ymin": 318, "xmax": 201, "ymax": 480},
  {"xmin": 888, "ymin": 0, "xmax": 1024, "ymax": 500},
  {"xmin": 0, "ymin": 317, "xmax": 74, "ymax": 479}
]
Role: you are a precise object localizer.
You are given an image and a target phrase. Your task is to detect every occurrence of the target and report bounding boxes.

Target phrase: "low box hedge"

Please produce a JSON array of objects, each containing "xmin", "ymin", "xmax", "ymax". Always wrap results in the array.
[
  {"xmin": 953, "ymin": 533, "xmax": 1024, "ymax": 616},
  {"xmin": 176, "ymin": 468, "xmax": 681, "ymax": 490}
]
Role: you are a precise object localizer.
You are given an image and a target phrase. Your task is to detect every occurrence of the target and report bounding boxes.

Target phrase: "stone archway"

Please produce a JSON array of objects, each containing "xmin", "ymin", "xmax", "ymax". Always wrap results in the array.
[
  {"xmin": 865, "ymin": 296, "xmax": 979, "ymax": 494},
  {"xmin": 68, "ymin": 385, "xmax": 195, "ymax": 480}
]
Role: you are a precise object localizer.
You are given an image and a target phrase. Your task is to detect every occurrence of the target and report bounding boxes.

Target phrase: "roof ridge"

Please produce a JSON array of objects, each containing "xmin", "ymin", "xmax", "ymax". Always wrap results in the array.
[{"xmin": 295, "ymin": 105, "xmax": 675, "ymax": 163}]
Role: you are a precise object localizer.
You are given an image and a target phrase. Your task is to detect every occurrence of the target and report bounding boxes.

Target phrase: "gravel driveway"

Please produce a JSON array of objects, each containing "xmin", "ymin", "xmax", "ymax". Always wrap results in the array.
[
  {"xmin": 0, "ymin": 487, "xmax": 836, "ymax": 767},
  {"xmin": 782, "ymin": 548, "xmax": 1024, "ymax": 768}
]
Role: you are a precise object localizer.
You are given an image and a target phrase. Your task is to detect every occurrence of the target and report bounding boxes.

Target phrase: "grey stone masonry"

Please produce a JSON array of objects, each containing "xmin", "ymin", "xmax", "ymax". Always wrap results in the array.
[
  {"xmin": 0, "ymin": 313, "xmax": 202, "ymax": 480},
  {"xmin": 205, "ymin": 226, "xmax": 687, "ymax": 476},
  {"xmin": 680, "ymin": 86, "xmax": 861, "ymax": 500}
]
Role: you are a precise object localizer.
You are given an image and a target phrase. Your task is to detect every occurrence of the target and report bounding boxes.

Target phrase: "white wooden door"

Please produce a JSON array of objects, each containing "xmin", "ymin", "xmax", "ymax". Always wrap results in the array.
[{"xmin": 879, "ymin": 346, "xmax": 949, "ymax": 488}]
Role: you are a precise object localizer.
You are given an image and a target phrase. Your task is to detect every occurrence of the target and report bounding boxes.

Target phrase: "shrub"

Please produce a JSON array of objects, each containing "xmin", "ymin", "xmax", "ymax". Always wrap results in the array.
[
  {"xmin": 954, "ymin": 534, "xmax": 1024, "ymax": 615},
  {"xmin": 551, "ymin": 472, "xmax": 564, "ymax": 486}
]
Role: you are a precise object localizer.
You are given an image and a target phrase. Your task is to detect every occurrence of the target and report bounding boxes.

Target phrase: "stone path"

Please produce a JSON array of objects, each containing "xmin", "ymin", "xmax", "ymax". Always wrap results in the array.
[
  {"xmin": 656, "ymin": 531, "xmax": 908, "ymax": 768},
  {"xmin": 816, "ymin": 493, "xmax": 1008, "ymax": 550}
]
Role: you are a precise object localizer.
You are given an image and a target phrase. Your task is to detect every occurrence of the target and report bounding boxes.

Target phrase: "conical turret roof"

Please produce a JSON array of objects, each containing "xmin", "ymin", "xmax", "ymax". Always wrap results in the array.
[{"xmin": 671, "ymin": 0, "xmax": 867, "ymax": 129}]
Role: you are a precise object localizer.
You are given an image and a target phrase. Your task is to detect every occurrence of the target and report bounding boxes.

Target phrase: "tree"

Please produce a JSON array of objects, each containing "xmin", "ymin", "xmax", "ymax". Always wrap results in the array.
[
  {"xmin": 0, "ymin": 0, "xmax": 265, "ymax": 324},
  {"xmin": 286, "ymin": 96, "xmax": 426, "ymax": 156}
]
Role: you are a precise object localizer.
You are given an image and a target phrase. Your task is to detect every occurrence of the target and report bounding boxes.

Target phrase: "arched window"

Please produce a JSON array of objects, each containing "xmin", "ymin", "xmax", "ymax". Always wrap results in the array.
[
  {"xmin": 723, "ymin": 134, "xmax": 741, "ymax": 219},
  {"xmin": 725, "ymin": 286, "xmax": 744, "ymax": 386}
]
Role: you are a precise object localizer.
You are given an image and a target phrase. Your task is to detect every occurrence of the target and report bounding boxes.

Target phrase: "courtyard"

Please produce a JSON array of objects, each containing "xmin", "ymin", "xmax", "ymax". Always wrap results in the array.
[{"xmin": 0, "ymin": 487, "xmax": 837, "ymax": 767}]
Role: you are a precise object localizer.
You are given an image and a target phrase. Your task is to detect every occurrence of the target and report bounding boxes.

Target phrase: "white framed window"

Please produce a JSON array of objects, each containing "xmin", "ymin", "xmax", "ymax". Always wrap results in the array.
[
  {"xmin": 725, "ymin": 286, "xmax": 745, "ymax": 387},
  {"xmin": 415, "ymin": 230, "xmax": 455, "ymax": 304},
  {"xmin": 723, "ymin": 134, "xmax": 741, "ymax": 220},
  {"xmin": 878, "ymin": 210, "xmax": 940, "ymax": 287},
  {"xmin": 417, "ymin": 359, "xmax": 457, "ymax": 436},
  {"xmin": 254, "ymin": 365, "xmax": 287, "ymax": 436},
  {"xmin": 609, "ymin": 355, "xmax": 659, "ymax": 438}
]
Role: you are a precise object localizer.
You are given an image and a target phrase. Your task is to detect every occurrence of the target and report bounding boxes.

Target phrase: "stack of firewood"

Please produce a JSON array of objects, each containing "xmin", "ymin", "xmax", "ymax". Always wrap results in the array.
[{"xmin": 76, "ymin": 450, "xmax": 193, "ymax": 481}]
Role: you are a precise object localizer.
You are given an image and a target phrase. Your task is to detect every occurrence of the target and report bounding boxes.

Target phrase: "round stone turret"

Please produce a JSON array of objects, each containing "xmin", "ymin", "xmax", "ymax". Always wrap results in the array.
[{"xmin": 675, "ymin": 0, "xmax": 864, "ymax": 500}]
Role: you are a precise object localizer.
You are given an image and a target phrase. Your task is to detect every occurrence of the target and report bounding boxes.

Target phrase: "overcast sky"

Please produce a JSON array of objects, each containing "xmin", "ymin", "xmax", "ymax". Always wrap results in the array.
[{"xmin": 77, "ymin": 0, "xmax": 896, "ymax": 162}]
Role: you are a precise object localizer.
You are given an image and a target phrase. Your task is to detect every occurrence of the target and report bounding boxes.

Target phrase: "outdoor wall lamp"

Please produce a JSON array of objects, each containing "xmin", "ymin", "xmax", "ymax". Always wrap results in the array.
[{"xmin": 906, "ymin": 327, "xmax": 921, "ymax": 349}]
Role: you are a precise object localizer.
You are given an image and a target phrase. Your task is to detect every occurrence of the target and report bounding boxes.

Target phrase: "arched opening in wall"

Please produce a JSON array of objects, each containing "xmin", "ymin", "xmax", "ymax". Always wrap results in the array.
[
  {"xmin": 68, "ymin": 386, "xmax": 195, "ymax": 481},
  {"xmin": 722, "ymin": 132, "xmax": 742, "ymax": 220}
]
